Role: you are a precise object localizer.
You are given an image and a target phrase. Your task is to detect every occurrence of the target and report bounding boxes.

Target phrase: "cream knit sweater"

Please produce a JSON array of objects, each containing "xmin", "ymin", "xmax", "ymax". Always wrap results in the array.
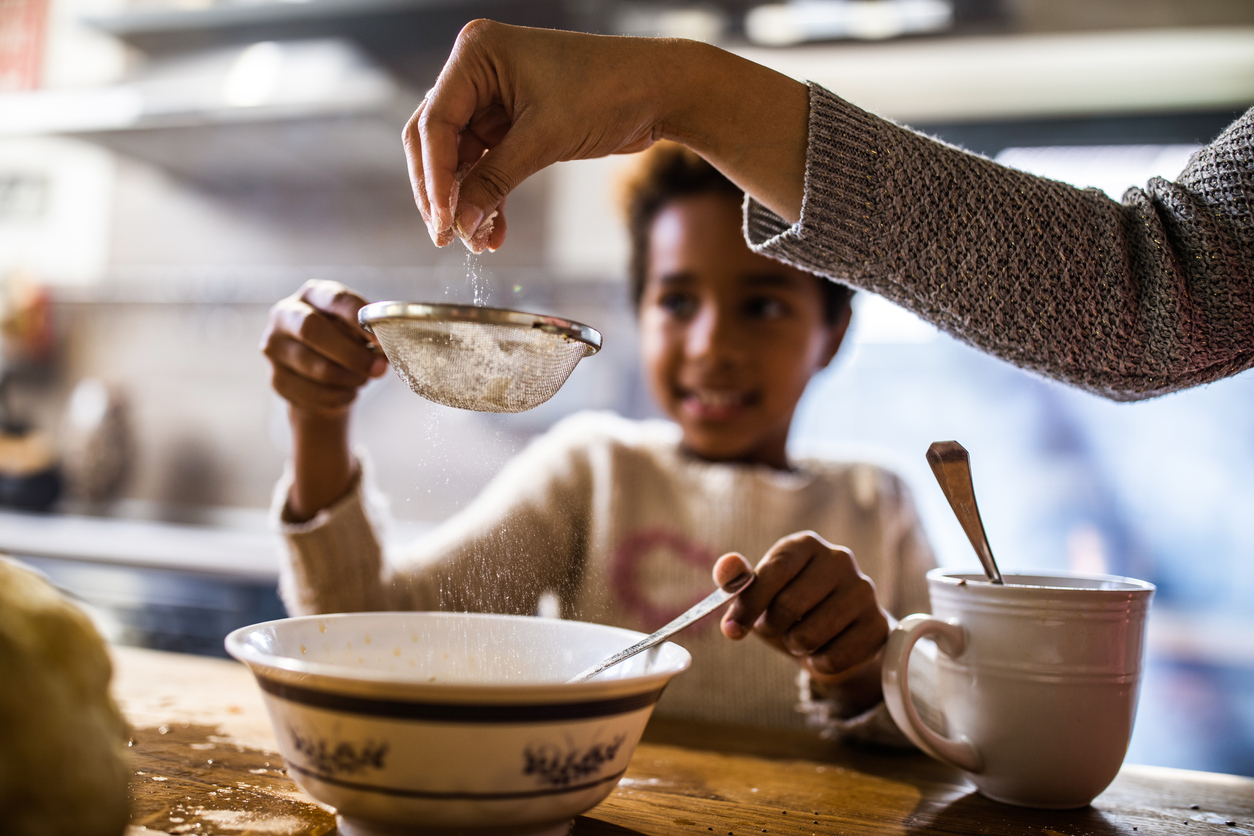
[
  {"xmin": 278, "ymin": 411, "xmax": 935, "ymax": 736},
  {"xmin": 747, "ymin": 86, "xmax": 1254, "ymax": 401}
]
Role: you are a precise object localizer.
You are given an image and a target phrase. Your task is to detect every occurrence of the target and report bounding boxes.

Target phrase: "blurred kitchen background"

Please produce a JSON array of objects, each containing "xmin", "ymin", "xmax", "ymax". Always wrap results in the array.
[{"xmin": 2, "ymin": 0, "xmax": 1252, "ymax": 775}]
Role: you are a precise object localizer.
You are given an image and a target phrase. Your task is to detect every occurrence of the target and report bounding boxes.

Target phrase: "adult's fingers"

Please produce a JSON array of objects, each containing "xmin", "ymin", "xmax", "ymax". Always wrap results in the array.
[
  {"xmin": 449, "ymin": 110, "xmax": 508, "ymax": 251},
  {"xmin": 420, "ymin": 20, "xmax": 507, "ymax": 241},
  {"xmin": 422, "ymin": 22, "xmax": 625, "ymax": 246},
  {"xmin": 427, "ymin": 22, "xmax": 577, "ymax": 246},
  {"xmin": 448, "ymin": 125, "xmax": 536, "ymax": 244},
  {"xmin": 418, "ymin": 21, "xmax": 680, "ymax": 250},
  {"xmin": 406, "ymin": 97, "xmax": 459, "ymax": 247},
  {"xmin": 461, "ymin": 103, "xmax": 511, "ymax": 162},
  {"xmin": 403, "ymin": 98, "xmax": 437, "ymax": 244},
  {"xmin": 461, "ymin": 195, "xmax": 508, "ymax": 254},
  {"xmin": 418, "ymin": 87, "xmax": 464, "ymax": 240},
  {"xmin": 483, "ymin": 200, "xmax": 507, "ymax": 252}
]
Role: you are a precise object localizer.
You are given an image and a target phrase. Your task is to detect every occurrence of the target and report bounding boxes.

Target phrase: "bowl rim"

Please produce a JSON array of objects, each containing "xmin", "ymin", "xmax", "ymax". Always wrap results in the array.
[
  {"xmin": 225, "ymin": 611, "xmax": 692, "ymax": 699},
  {"xmin": 929, "ymin": 568, "xmax": 1155, "ymax": 594}
]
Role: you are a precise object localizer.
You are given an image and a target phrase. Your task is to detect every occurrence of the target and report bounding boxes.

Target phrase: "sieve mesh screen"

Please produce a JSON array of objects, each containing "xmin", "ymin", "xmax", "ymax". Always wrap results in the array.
[{"xmin": 369, "ymin": 318, "xmax": 592, "ymax": 413}]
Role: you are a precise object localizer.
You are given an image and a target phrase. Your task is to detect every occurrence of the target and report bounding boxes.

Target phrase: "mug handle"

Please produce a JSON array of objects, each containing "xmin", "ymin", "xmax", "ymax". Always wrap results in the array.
[{"xmin": 881, "ymin": 614, "xmax": 983, "ymax": 773}]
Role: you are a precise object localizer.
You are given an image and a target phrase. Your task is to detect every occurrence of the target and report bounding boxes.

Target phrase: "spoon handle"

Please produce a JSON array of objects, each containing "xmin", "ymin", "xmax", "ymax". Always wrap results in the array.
[
  {"xmin": 568, "ymin": 572, "xmax": 755, "ymax": 683},
  {"xmin": 926, "ymin": 441, "xmax": 1004, "ymax": 585}
]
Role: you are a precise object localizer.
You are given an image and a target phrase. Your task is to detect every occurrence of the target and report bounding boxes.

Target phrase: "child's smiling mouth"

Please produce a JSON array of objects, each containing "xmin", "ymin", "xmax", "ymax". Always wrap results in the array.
[{"xmin": 677, "ymin": 387, "xmax": 759, "ymax": 421}]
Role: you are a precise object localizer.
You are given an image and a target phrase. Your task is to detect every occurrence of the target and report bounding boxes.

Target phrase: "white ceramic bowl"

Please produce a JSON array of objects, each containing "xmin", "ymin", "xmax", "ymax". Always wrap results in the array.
[{"xmin": 225, "ymin": 612, "xmax": 691, "ymax": 836}]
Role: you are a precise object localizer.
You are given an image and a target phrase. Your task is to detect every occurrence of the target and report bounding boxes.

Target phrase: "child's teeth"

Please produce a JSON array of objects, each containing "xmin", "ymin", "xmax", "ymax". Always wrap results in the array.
[{"xmin": 697, "ymin": 391, "xmax": 740, "ymax": 408}]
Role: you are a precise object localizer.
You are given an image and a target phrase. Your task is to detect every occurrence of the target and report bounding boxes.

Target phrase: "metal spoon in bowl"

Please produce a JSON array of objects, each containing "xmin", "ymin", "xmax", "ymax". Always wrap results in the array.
[
  {"xmin": 926, "ymin": 441, "xmax": 1004, "ymax": 584},
  {"xmin": 568, "ymin": 571, "xmax": 756, "ymax": 683}
]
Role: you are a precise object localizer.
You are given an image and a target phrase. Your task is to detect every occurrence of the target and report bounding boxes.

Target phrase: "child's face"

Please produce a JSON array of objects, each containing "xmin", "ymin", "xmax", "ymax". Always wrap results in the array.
[{"xmin": 639, "ymin": 193, "xmax": 848, "ymax": 469}]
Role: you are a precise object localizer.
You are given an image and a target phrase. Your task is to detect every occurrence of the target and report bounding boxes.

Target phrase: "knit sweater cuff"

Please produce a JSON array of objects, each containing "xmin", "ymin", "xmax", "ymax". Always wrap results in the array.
[
  {"xmin": 273, "ymin": 461, "xmax": 390, "ymax": 615},
  {"xmin": 744, "ymin": 82, "xmax": 883, "ymax": 281}
]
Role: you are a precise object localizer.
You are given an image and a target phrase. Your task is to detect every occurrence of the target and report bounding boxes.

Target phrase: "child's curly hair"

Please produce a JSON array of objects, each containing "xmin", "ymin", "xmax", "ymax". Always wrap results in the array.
[{"xmin": 621, "ymin": 142, "xmax": 853, "ymax": 324}]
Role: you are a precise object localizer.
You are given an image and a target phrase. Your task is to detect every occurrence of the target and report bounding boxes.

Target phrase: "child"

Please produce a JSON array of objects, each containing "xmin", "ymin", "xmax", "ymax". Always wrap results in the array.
[{"xmin": 261, "ymin": 144, "xmax": 935, "ymax": 740}]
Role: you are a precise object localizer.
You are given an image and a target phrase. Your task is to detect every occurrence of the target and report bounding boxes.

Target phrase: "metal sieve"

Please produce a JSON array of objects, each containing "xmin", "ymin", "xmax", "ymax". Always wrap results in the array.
[{"xmin": 358, "ymin": 302, "xmax": 602, "ymax": 413}]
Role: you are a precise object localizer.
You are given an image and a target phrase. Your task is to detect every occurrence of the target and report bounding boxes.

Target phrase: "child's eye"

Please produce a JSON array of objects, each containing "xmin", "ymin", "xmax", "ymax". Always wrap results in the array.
[
  {"xmin": 745, "ymin": 296, "xmax": 789, "ymax": 319},
  {"xmin": 659, "ymin": 293, "xmax": 697, "ymax": 318}
]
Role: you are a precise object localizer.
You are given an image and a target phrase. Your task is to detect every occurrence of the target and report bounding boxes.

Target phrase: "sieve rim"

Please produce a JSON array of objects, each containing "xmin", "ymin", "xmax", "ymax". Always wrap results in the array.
[{"xmin": 358, "ymin": 301, "xmax": 602, "ymax": 356}]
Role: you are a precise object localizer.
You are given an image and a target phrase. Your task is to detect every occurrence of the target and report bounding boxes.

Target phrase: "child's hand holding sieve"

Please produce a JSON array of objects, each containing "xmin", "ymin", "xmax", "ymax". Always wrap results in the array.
[
  {"xmin": 262, "ymin": 280, "xmax": 389, "ymax": 418},
  {"xmin": 262, "ymin": 280, "xmax": 390, "ymax": 522}
]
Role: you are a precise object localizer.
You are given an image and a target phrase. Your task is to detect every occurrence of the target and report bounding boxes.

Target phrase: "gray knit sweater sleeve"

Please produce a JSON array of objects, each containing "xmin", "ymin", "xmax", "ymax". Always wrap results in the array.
[{"xmin": 745, "ymin": 84, "xmax": 1254, "ymax": 401}]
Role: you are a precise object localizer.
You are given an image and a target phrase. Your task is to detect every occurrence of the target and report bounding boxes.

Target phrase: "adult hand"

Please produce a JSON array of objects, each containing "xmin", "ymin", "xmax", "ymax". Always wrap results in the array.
[
  {"xmin": 714, "ymin": 532, "xmax": 891, "ymax": 689},
  {"xmin": 406, "ymin": 20, "xmax": 809, "ymax": 253},
  {"xmin": 261, "ymin": 280, "xmax": 388, "ymax": 419}
]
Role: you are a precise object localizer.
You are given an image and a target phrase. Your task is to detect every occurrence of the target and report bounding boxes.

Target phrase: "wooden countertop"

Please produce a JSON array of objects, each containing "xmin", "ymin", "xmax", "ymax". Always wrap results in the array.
[{"xmin": 112, "ymin": 646, "xmax": 1254, "ymax": 836}]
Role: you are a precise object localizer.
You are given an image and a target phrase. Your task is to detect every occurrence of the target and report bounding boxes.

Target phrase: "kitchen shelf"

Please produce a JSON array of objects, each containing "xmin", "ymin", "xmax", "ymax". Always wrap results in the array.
[
  {"xmin": 736, "ymin": 27, "xmax": 1254, "ymax": 122},
  {"xmin": 11, "ymin": 13, "xmax": 1250, "ymax": 185},
  {"xmin": 77, "ymin": 108, "xmax": 413, "ymax": 183},
  {"xmin": 0, "ymin": 38, "xmax": 419, "ymax": 183},
  {"xmin": 82, "ymin": 0, "xmax": 572, "ymax": 56}
]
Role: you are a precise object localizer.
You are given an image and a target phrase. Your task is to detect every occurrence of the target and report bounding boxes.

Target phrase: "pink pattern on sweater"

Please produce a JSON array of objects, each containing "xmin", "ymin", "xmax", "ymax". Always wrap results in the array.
[{"xmin": 609, "ymin": 528, "xmax": 722, "ymax": 632}]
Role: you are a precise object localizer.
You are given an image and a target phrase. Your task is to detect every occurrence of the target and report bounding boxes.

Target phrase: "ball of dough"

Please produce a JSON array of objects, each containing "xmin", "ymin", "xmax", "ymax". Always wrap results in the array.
[{"xmin": 0, "ymin": 558, "xmax": 129, "ymax": 836}]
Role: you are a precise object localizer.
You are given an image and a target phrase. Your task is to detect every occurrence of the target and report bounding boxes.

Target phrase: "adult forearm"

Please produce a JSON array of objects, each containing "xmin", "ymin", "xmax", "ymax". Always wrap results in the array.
[{"xmin": 658, "ymin": 41, "xmax": 809, "ymax": 224}]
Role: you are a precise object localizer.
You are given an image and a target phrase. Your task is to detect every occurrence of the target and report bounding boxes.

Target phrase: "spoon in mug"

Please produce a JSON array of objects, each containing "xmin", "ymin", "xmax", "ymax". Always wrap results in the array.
[
  {"xmin": 568, "ymin": 571, "xmax": 756, "ymax": 683},
  {"xmin": 926, "ymin": 441, "xmax": 1004, "ymax": 584}
]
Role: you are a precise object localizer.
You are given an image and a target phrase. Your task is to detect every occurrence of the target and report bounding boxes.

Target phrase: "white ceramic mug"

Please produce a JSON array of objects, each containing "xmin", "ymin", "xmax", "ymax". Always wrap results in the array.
[{"xmin": 881, "ymin": 569, "xmax": 1155, "ymax": 809}]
